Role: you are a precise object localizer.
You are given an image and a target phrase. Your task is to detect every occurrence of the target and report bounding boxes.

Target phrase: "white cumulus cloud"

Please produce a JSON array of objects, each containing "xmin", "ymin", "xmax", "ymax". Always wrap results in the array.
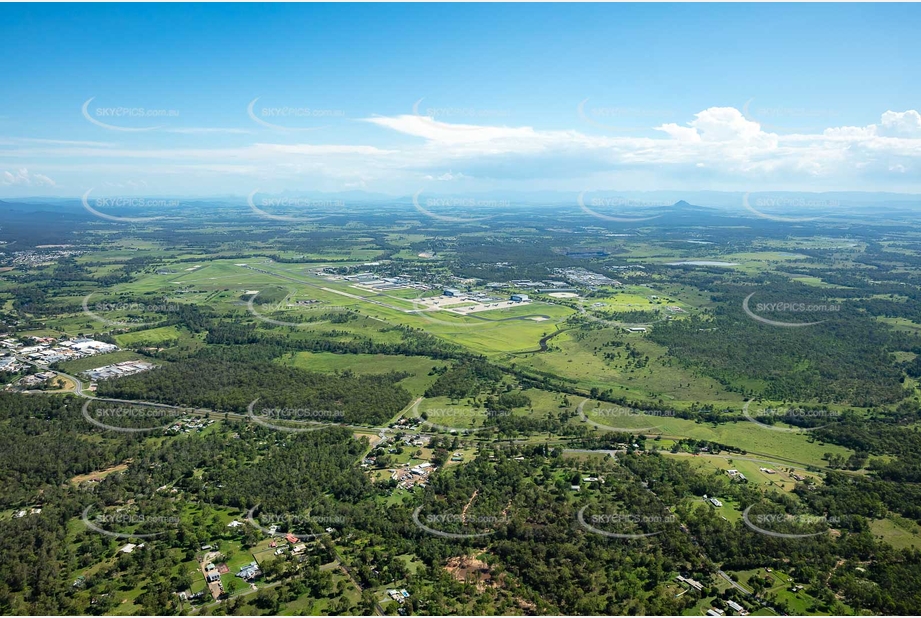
[
  {"xmin": 881, "ymin": 110, "xmax": 921, "ymax": 136},
  {"xmin": 424, "ymin": 171, "xmax": 467, "ymax": 181},
  {"xmin": 1, "ymin": 168, "xmax": 56, "ymax": 187}
]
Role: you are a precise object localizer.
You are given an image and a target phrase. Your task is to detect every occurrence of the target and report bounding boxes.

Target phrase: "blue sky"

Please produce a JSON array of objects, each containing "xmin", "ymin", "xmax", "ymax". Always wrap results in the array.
[{"xmin": 1, "ymin": 3, "xmax": 919, "ymax": 198}]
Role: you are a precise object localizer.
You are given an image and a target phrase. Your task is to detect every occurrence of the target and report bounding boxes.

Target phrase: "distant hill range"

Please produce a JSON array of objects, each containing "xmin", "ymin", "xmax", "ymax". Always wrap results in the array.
[{"xmin": 2, "ymin": 190, "xmax": 919, "ymax": 229}]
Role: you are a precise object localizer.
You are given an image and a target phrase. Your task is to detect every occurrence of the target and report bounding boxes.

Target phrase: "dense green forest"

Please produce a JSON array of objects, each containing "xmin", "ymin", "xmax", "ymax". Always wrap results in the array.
[
  {"xmin": 96, "ymin": 359, "xmax": 412, "ymax": 425},
  {"xmin": 648, "ymin": 286, "xmax": 908, "ymax": 406}
]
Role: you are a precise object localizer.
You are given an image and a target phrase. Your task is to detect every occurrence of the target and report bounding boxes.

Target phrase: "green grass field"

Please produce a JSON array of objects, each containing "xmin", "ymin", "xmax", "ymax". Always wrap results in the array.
[
  {"xmin": 580, "ymin": 399, "xmax": 852, "ymax": 468},
  {"xmin": 869, "ymin": 515, "xmax": 921, "ymax": 550},
  {"xmin": 114, "ymin": 325, "xmax": 185, "ymax": 347}
]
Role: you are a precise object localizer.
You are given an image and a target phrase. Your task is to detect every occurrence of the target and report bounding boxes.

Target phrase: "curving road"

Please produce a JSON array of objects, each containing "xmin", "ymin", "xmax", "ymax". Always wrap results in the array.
[
  {"xmin": 509, "ymin": 327, "xmax": 570, "ymax": 355},
  {"xmin": 576, "ymin": 398, "xmax": 662, "ymax": 432}
]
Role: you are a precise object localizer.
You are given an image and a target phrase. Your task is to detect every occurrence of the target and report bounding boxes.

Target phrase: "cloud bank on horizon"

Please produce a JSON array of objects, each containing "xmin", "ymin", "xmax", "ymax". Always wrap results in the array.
[{"xmin": 2, "ymin": 105, "xmax": 920, "ymax": 198}]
